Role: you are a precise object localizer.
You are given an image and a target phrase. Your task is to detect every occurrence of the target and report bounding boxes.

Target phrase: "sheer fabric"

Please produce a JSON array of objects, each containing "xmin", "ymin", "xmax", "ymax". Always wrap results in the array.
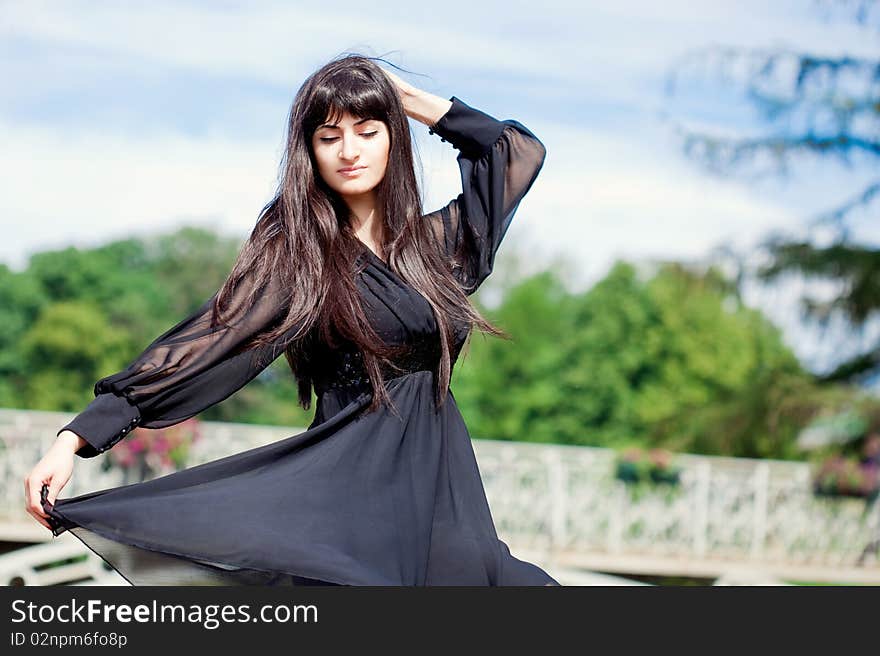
[
  {"xmin": 46, "ymin": 95, "xmax": 557, "ymax": 586},
  {"xmin": 425, "ymin": 107, "xmax": 546, "ymax": 296},
  {"xmin": 57, "ymin": 272, "xmax": 300, "ymax": 458}
]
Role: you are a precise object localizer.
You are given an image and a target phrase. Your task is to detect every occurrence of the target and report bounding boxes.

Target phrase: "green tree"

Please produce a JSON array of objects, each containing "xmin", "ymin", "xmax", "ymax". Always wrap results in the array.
[
  {"xmin": 0, "ymin": 265, "xmax": 49, "ymax": 406},
  {"xmin": 666, "ymin": 0, "xmax": 880, "ymax": 387},
  {"xmin": 19, "ymin": 301, "xmax": 131, "ymax": 411},
  {"xmin": 10, "ymin": 226, "xmax": 316, "ymax": 429},
  {"xmin": 456, "ymin": 259, "xmax": 823, "ymax": 458},
  {"xmin": 454, "ymin": 270, "xmax": 573, "ymax": 443}
]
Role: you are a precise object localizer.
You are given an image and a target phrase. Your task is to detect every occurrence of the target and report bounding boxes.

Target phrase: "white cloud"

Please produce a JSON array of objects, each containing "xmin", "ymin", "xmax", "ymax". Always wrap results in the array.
[
  {"xmin": 6, "ymin": 0, "xmax": 874, "ymax": 118},
  {"xmin": 0, "ymin": 0, "xmax": 552, "ymax": 90},
  {"xmin": 487, "ymin": 117, "xmax": 802, "ymax": 292},
  {"xmin": 1, "ymin": 118, "xmax": 282, "ymax": 264},
  {"xmin": 3, "ymin": 0, "xmax": 878, "ymax": 375}
]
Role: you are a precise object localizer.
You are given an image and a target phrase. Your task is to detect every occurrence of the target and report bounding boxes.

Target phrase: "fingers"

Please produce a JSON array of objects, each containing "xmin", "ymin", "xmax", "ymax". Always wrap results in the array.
[
  {"xmin": 24, "ymin": 476, "xmax": 49, "ymax": 518},
  {"xmin": 380, "ymin": 67, "xmax": 399, "ymax": 83},
  {"xmin": 27, "ymin": 507, "xmax": 52, "ymax": 531},
  {"xmin": 45, "ymin": 482, "xmax": 59, "ymax": 507},
  {"xmin": 23, "ymin": 476, "xmax": 53, "ymax": 531},
  {"xmin": 380, "ymin": 68, "xmax": 415, "ymax": 96}
]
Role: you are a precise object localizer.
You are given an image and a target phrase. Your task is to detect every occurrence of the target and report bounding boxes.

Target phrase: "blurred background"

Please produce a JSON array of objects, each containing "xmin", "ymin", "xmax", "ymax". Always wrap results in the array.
[{"xmin": 1, "ymin": 0, "xmax": 879, "ymax": 586}]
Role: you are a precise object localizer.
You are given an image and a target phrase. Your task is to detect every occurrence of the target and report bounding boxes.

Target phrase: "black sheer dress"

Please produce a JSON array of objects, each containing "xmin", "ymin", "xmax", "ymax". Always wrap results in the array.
[{"xmin": 42, "ymin": 96, "xmax": 560, "ymax": 586}]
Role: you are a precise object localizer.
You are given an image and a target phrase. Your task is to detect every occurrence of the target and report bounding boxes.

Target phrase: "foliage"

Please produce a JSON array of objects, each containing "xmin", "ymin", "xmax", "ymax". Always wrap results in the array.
[
  {"xmin": 666, "ymin": 1, "xmax": 880, "ymax": 386},
  {"xmin": 456, "ymin": 259, "xmax": 830, "ymax": 458},
  {"xmin": 3, "ymin": 225, "xmax": 872, "ymax": 461},
  {"xmin": 806, "ymin": 412, "xmax": 880, "ymax": 500},
  {"xmin": 614, "ymin": 446, "xmax": 682, "ymax": 486},
  {"xmin": 812, "ymin": 454, "xmax": 880, "ymax": 500},
  {"xmin": 3, "ymin": 226, "xmax": 316, "ymax": 428}
]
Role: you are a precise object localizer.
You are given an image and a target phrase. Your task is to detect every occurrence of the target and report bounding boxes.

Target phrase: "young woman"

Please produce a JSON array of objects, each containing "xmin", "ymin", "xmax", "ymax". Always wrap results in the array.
[{"xmin": 24, "ymin": 53, "xmax": 559, "ymax": 586}]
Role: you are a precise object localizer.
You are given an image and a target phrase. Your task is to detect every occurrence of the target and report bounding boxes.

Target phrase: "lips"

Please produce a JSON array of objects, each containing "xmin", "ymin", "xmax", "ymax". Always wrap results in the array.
[{"xmin": 338, "ymin": 166, "xmax": 366, "ymax": 178}]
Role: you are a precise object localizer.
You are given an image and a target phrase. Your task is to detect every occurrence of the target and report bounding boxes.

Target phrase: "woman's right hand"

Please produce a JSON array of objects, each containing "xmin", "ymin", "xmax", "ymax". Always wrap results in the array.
[
  {"xmin": 24, "ymin": 431, "xmax": 81, "ymax": 531},
  {"xmin": 379, "ymin": 67, "xmax": 452, "ymax": 128}
]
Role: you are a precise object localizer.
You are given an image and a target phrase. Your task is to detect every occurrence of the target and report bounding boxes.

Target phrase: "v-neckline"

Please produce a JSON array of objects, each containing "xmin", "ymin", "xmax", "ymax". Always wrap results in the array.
[
  {"xmin": 362, "ymin": 244, "xmax": 389, "ymax": 268},
  {"xmin": 358, "ymin": 244, "xmax": 434, "ymax": 311}
]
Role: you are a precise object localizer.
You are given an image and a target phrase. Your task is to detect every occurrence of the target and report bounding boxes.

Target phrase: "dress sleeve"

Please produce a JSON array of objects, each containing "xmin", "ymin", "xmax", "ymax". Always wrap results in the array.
[
  {"xmin": 57, "ymin": 271, "xmax": 300, "ymax": 458},
  {"xmin": 423, "ymin": 95, "xmax": 547, "ymax": 295}
]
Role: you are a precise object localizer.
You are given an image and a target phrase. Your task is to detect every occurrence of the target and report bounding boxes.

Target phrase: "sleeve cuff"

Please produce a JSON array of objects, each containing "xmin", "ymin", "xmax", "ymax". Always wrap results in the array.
[
  {"xmin": 428, "ymin": 96, "xmax": 507, "ymax": 159},
  {"xmin": 56, "ymin": 393, "xmax": 142, "ymax": 458}
]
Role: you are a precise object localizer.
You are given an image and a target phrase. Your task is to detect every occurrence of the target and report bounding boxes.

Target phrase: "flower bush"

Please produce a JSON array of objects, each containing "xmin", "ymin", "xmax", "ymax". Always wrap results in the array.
[
  {"xmin": 101, "ymin": 417, "xmax": 203, "ymax": 483},
  {"xmin": 812, "ymin": 455, "xmax": 880, "ymax": 500},
  {"xmin": 811, "ymin": 433, "xmax": 880, "ymax": 501},
  {"xmin": 614, "ymin": 446, "xmax": 681, "ymax": 486}
]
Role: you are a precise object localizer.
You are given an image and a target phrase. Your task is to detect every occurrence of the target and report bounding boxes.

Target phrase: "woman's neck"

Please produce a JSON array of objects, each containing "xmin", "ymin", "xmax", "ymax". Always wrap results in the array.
[{"xmin": 346, "ymin": 196, "xmax": 386, "ymax": 257}]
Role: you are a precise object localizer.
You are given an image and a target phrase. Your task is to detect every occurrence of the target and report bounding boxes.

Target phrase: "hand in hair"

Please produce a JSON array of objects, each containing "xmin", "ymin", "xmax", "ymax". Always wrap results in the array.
[
  {"xmin": 380, "ymin": 67, "xmax": 420, "ymax": 98},
  {"xmin": 380, "ymin": 67, "xmax": 453, "ymax": 130}
]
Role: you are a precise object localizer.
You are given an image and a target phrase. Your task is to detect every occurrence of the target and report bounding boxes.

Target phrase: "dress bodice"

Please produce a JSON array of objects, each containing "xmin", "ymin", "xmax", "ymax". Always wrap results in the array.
[{"xmin": 309, "ymin": 249, "xmax": 464, "ymax": 398}]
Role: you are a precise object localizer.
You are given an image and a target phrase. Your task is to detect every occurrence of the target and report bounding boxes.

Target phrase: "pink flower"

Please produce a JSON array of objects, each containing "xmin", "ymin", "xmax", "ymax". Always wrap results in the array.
[
  {"xmin": 648, "ymin": 448, "xmax": 672, "ymax": 468},
  {"xmin": 622, "ymin": 447, "xmax": 643, "ymax": 463}
]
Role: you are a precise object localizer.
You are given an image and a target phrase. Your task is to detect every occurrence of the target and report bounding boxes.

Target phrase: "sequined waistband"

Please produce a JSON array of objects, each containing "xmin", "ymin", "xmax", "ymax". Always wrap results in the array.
[
  {"xmin": 312, "ymin": 344, "xmax": 439, "ymax": 397},
  {"xmin": 314, "ymin": 368, "xmax": 435, "ymax": 399}
]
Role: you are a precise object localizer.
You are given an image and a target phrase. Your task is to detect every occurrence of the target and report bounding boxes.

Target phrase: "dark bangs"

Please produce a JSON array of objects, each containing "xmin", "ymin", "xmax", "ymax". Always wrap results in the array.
[{"xmin": 304, "ymin": 80, "xmax": 391, "ymax": 136}]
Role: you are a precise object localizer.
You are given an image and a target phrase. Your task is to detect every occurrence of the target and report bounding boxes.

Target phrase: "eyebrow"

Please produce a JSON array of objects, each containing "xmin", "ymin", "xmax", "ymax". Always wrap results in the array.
[{"xmin": 317, "ymin": 117, "xmax": 377, "ymax": 130}]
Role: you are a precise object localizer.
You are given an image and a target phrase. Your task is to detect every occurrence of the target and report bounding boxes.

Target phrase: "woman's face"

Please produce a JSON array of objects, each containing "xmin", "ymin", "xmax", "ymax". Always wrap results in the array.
[{"xmin": 311, "ymin": 111, "xmax": 390, "ymax": 202}]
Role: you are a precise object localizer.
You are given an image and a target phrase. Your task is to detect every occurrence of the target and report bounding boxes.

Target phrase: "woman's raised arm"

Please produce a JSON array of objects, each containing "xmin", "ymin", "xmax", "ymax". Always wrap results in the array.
[{"xmin": 418, "ymin": 94, "xmax": 547, "ymax": 295}]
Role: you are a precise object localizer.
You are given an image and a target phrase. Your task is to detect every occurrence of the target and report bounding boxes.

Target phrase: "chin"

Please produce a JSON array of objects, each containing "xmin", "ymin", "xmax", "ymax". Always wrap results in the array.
[{"xmin": 336, "ymin": 182, "xmax": 377, "ymax": 195}]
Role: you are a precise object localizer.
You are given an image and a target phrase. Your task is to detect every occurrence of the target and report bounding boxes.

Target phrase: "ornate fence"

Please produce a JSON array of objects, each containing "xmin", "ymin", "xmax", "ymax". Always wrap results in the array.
[
  {"xmin": 3, "ymin": 409, "xmax": 878, "ymax": 580},
  {"xmin": 475, "ymin": 441, "xmax": 879, "ymax": 571}
]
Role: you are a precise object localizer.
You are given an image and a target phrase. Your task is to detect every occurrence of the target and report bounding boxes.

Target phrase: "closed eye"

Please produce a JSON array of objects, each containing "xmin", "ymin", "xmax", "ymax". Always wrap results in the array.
[{"xmin": 320, "ymin": 131, "xmax": 378, "ymax": 143}]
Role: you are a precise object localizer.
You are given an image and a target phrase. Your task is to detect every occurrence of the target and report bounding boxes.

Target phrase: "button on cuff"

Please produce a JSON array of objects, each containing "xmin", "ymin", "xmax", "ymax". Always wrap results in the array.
[{"xmin": 57, "ymin": 393, "xmax": 142, "ymax": 459}]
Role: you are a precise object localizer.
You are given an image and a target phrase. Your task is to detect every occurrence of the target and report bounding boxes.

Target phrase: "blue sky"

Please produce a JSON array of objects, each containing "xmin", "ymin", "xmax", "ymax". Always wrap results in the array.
[{"xmin": 2, "ymin": 0, "xmax": 878, "ymax": 377}]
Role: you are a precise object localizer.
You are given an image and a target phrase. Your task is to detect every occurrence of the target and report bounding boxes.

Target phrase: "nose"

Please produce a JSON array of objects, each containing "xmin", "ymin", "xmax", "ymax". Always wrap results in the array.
[{"xmin": 339, "ymin": 135, "xmax": 359, "ymax": 162}]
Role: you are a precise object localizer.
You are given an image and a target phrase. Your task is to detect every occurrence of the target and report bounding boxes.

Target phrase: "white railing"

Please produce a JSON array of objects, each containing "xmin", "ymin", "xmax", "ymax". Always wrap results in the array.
[
  {"xmin": 2, "ymin": 408, "xmax": 878, "ymax": 579},
  {"xmin": 0, "ymin": 533, "xmax": 127, "ymax": 586},
  {"xmin": 474, "ymin": 441, "xmax": 879, "ymax": 571}
]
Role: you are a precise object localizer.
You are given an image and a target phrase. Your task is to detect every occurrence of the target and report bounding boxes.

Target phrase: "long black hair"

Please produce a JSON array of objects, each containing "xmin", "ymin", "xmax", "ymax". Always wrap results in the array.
[{"xmin": 210, "ymin": 53, "xmax": 508, "ymax": 414}]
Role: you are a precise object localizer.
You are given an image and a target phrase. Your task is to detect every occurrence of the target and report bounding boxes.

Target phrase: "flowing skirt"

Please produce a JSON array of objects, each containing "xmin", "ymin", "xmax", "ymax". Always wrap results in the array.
[{"xmin": 44, "ymin": 370, "xmax": 559, "ymax": 586}]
